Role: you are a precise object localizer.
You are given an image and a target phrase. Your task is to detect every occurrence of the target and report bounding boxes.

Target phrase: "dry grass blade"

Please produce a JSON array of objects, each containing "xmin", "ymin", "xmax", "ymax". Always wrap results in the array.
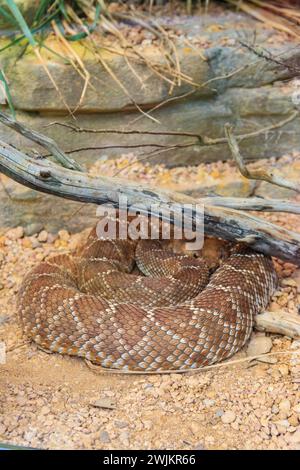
[
  {"xmin": 51, "ymin": 21, "xmax": 91, "ymax": 114},
  {"xmin": 226, "ymin": 0, "xmax": 300, "ymax": 38}
]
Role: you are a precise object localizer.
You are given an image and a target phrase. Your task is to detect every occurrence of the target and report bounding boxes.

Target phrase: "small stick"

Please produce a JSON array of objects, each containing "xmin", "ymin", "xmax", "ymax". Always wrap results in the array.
[
  {"xmin": 225, "ymin": 123, "xmax": 300, "ymax": 194},
  {"xmin": 84, "ymin": 350, "xmax": 300, "ymax": 375}
]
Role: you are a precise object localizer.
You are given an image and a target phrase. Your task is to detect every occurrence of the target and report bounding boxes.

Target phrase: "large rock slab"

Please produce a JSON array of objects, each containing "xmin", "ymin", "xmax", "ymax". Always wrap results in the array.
[{"xmin": 0, "ymin": 85, "xmax": 298, "ymax": 166}]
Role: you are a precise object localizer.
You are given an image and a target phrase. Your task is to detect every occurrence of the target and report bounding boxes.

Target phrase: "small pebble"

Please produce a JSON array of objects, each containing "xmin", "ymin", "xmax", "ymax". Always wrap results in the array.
[
  {"xmin": 24, "ymin": 223, "xmax": 44, "ymax": 237},
  {"xmin": 6, "ymin": 227, "xmax": 24, "ymax": 240},
  {"xmin": 221, "ymin": 411, "xmax": 236, "ymax": 424},
  {"xmin": 37, "ymin": 231, "xmax": 48, "ymax": 243},
  {"xmin": 247, "ymin": 336, "xmax": 273, "ymax": 357}
]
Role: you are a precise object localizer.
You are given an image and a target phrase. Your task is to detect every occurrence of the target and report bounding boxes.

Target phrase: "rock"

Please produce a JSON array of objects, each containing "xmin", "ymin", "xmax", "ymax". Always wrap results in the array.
[
  {"xmin": 281, "ymin": 279, "xmax": 297, "ymax": 288},
  {"xmin": 47, "ymin": 233, "xmax": 57, "ymax": 244},
  {"xmin": 40, "ymin": 406, "xmax": 50, "ymax": 415},
  {"xmin": 247, "ymin": 336, "xmax": 273, "ymax": 357},
  {"xmin": 119, "ymin": 431, "xmax": 130, "ymax": 446},
  {"xmin": 99, "ymin": 430, "xmax": 111, "ymax": 444},
  {"xmin": 6, "ymin": 227, "xmax": 24, "ymax": 241},
  {"xmin": 22, "ymin": 238, "xmax": 33, "ymax": 249},
  {"xmin": 293, "ymin": 405, "xmax": 300, "ymax": 414},
  {"xmin": 231, "ymin": 421, "xmax": 240, "ymax": 431},
  {"xmin": 286, "ymin": 429, "xmax": 300, "ymax": 444},
  {"xmin": 0, "ymin": 423, "xmax": 7, "ymax": 435},
  {"xmin": 114, "ymin": 420, "xmax": 128, "ymax": 429},
  {"xmin": 203, "ymin": 399, "xmax": 215, "ymax": 408},
  {"xmin": 221, "ymin": 410, "xmax": 236, "ymax": 424},
  {"xmin": 194, "ymin": 441, "xmax": 206, "ymax": 450},
  {"xmin": 288, "ymin": 415, "xmax": 299, "ymax": 427},
  {"xmin": 24, "ymin": 223, "xmax": 44, "ymax": 237},
  {"xmin": 58, "ymin": 230, "xmax": 70, "ymax": 242},
  {"xmin": 278, "ymin": 399, "xmax": 291, "ymax": 415},
  {"xmin": 269, "ymin": 301, "xmax": 281, "ymax": 312},
  {"xmin": 278, "ymin": 364, "xmax": 290, "ymax": 376},
  {"xmin": 90, "ymin": 398, "xmax": 116, "ymax": 410},
  {"xmin": 290, "ymin": 339, "xmax": 300, "ymax": 350},
  {"xmin": 37, "ymin": 230, "xmax": 48, "ymax": 243},
  {"xmin": 30, "ymin": 237, "xmax": 40, "ymax": 249}
]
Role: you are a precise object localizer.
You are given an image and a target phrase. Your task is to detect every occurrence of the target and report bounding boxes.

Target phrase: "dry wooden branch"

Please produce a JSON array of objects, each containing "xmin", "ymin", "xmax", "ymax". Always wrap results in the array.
[
  {"xmin": 225, "ymin": 123, "xmax": 300, "ymax": 194},
  {"xmin": 1, "ymin": 138, "xmax": 300, "ymax": 265},
  {"xmin": 256, "ymin": 311, "xmax": 300, "ymax": 339},
  {"xmin": 201, "ymin": 197, "xmax": 300, "ymax": 214},
  {"xmin": 0, "ymin": 112, "xmax": 83, "ymax": 172}
]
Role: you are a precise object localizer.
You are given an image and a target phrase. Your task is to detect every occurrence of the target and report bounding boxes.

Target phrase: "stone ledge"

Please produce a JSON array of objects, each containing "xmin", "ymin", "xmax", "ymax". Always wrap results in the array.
[{"xmin": 0, "ymin": 85, "xmax": 298, "ymax": 168}]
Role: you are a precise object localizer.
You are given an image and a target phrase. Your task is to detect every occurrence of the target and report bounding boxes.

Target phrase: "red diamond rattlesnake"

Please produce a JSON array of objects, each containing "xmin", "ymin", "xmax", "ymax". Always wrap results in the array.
[{"xmin": 18, "ymin": 215, "xmax": 278, "ymax": 371}]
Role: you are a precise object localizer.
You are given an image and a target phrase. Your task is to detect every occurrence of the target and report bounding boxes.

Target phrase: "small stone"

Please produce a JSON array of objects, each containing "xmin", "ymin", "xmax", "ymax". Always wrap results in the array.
[
  {"xmin": 22, "ymin": 238, "xmax": 33, "ymax": 249},
  {"xmin": 47, "ymin": 233, "xmax": 57, "ymax": 244},
  {"xmin": 286, "ymin": 429, "xmax": 300, "ymax": 444},
  {"xmin": 278, "ymin": 364, "xmax": 289, "ymax": 376},
  {"xmin": 114, "ymin": 420, "xmax": 128, "ymax": 429},
  {"xmin": 279, "ymin": 399, "xmax": 291, "ymax": 414},
  {"xmin": 90, "ymin": 398, "xmax": 116, "ymax": 410},
  {"xmin": 281, "ymin": 279, "xmax": 297, "ymax": 288},
  {"xmin": 24, "ymin": 223, "xmax": 44, "ymax": 237},
  {"xmin": 194, "ymin": 441, "xmax": 206, "ymax": 450},
  {"xmin": 221, "ymin": 410, "xmax": 236, "ymax": 424},
  {"xmin": 293, "ymin": 405, "xmax": 300, "ymax": 414},
  {"xmin": 269, "ymin": 301, "xmax": 280, "ymax": 312},
  {"xmin": 99, "ymin": 430, "xmax": 110, "ymax": 444},
  {"xmin": 190, "ymin": 421, "xmax": 202, "ymax": 435},
  {"xmin": 291, "ymin": 340, "xmax": 300, "ymax": 350},
  {"xmin": 231, "ymin": 421, "xmax": 240, "ymax": 431},
  {"xmin": 119, "ymin": 431, "xmax": 130, "ymax": 446},
  {"xmin": 37, "ymin": 230, "xmax": 48, "ymax": 243},
  {"xmin": 274, "ymin": 419, "xmax": 290, "ymax": 431},
  {"xmin": 23, "ymin": 428, "xmax": 37, "ymax": 441},
  {"xmin": 247, "ymin": 336, "xmax": 273, "ymax": 357},
  {"xmin": 31, "ymin": 238, "xmax": 41, "ymax": 249},
  {"xmin": 203, "ymin": 399, "xmax": 215, "ymax": 407},
  {"xmin": 40, "ymin": 406, "xmax": 50, "ymax": 415},
  {"xmin": 58, "ymin": 230, "xmax": 70, "ymax": 242},
  {"xmin": 288, "ymin": 415, "xmax": 299, "ymax": 427},
  {"xmin": 6, "ymin": 226, "xmax": 24, "ymax": 240},
  {"xmin": 0, "ymin": 423, "xmax": 7, "ymax": 435}
]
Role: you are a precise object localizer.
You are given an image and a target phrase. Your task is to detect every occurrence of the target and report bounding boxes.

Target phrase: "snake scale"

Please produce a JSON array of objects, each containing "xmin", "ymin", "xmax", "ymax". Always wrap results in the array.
[{"xmin": 18, "ymin": 214, "xmax": 278, "ymax": 371}]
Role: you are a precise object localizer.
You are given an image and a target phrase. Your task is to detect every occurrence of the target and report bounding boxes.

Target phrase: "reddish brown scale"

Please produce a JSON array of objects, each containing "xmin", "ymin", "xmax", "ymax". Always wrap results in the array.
[{"xmin": 18, "ymin": 220, "xmax": 278, "ymax": 371}]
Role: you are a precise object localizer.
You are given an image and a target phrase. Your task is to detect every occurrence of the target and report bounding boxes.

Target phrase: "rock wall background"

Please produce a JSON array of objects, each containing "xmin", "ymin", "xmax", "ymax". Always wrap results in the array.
[{"xmin": 0, "ymin": 10, "xmax": 299, "ymax": 229}]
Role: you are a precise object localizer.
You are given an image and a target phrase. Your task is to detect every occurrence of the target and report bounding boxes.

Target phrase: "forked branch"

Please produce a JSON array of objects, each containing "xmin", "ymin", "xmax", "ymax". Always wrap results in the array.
[{"xmin": 225, "ymin": 123, "xmax": 300, "ymax": 194}]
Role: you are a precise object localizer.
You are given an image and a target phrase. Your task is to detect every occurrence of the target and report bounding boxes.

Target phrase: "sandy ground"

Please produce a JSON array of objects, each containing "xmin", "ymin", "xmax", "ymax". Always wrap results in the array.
[{"xmin": 0, "ymin": 155, "xmax": 300, "ymax": 450}]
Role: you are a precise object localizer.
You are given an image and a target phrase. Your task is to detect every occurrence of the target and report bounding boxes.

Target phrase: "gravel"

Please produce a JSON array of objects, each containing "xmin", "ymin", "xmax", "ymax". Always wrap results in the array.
[{"xmin": 0, "ymin": 152, "xmax": 300, "ymax": 450}]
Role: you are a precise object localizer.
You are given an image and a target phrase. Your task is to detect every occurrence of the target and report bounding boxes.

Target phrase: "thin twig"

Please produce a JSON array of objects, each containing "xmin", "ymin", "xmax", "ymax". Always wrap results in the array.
[
  {"xmin": 84, "ymin": 350, "xmax": 300, "ymax": 375},
  {"xmin": 45, "ymin": 110, "xmax": 299, "ymax": 151},
  {"xmin": 225, "ymin": 123, "xmax": 300, "ymax": 194},
  {"xmin": 44, "ymin": 121, "xmax": 203, "ymax": 140}
]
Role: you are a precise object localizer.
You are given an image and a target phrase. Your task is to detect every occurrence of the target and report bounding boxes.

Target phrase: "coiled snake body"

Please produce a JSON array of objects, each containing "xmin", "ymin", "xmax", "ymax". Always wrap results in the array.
[{"xmin": 18, "ymin": 217, "xmax": 278, "ymax": 371}]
